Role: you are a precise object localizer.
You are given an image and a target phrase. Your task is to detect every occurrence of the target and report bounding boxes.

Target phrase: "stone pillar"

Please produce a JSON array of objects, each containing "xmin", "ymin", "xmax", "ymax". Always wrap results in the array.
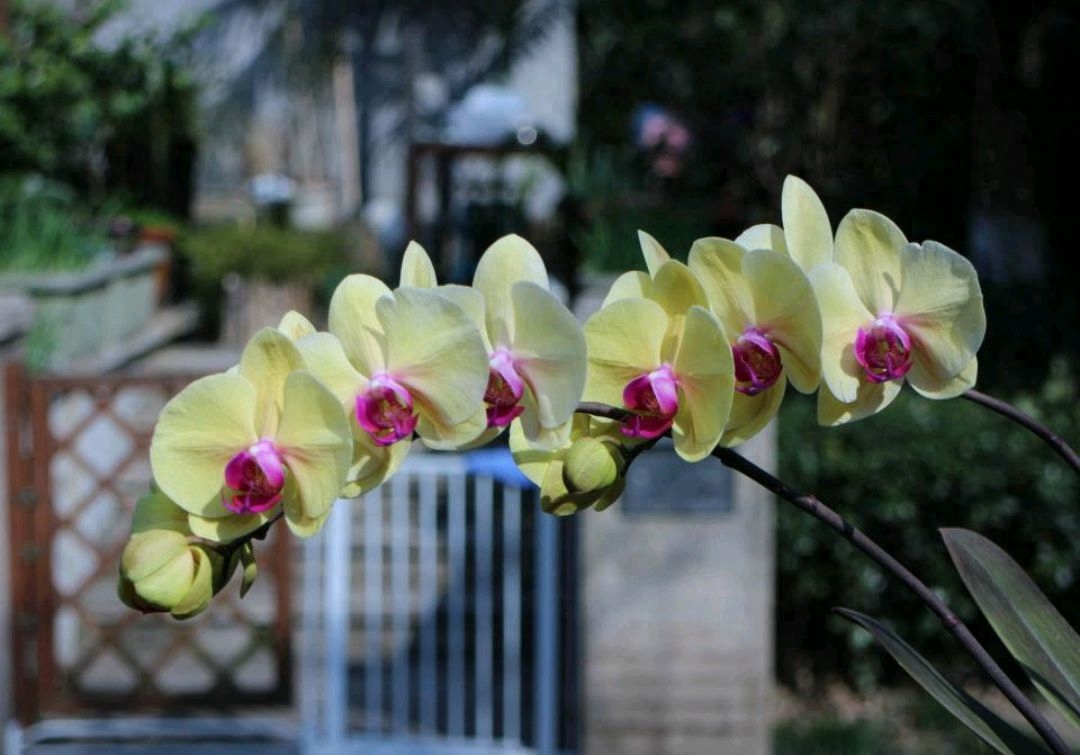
[{"xmin": 582, "ymin": 425, "xmax": 776, "ymax": 755}]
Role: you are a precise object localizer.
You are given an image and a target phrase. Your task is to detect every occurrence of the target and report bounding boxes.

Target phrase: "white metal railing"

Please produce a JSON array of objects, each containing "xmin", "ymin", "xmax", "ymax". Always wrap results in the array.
[{"xmin": 299, "ymin": 449, "xmax": 566, "ymax": 755}]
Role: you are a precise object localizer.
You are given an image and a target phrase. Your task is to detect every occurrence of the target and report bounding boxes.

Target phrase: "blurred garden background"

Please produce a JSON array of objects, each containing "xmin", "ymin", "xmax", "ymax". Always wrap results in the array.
[{"xmin": 2, "ymin": 0, "xmax": 1080, "ymax": 753}]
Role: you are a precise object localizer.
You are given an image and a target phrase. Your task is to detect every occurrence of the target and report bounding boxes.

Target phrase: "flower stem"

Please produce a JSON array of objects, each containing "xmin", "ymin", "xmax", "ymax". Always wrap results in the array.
[
  {"xmin": 963, "ymin": 388, "xmax": 1080, "ymax": 477},
  {"xmin": 710, "ymin": 444, "xmax": 1070, "ymax": 755},
  {"xmin": 574, "ymin": 402, "xmax": 1071, "ymax": 755}
]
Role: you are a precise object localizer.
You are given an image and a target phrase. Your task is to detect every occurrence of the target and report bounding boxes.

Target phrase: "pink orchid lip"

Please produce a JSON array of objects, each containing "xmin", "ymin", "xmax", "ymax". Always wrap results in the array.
[
  {"xmin": 356, "ymin": 373, "xmax": 418, "ymax": 446},
  {"xmin": 621, "ymin": 363, "xmax": 679, "ymax": 439},
  {"xmin": 855, "ymin": 314, "xmax": 913, "ymax": 383},
  {"xmin": 733, "ymin": 327, "xmax": 783, "ymax": 396},
  {"xmin": 484, "ymin": 347, "xmax": 526, "ymax": 428},
  {"xmin": 223, "ymin": 439, "xmax": 285, "ymax": 515}
]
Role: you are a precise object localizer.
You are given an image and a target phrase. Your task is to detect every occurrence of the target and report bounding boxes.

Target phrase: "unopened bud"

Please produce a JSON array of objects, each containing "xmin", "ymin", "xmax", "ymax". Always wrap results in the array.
[
  {"xmin": 564, "ymin": 437, "xmax": 623, "ymax": 494},
  {"xmin": 118, "ymin": 531, "xmax": 225, "ymax": 620}
]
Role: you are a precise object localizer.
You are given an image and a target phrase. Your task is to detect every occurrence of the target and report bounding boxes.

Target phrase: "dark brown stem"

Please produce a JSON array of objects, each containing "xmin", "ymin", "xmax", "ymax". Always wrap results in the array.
[
  {"xmin": 963, "ymin": 388, "xmax": 1080, "ymax": 477},
  {"xmin": 574, "ymin": 401, "xmax": 1071, "ymax": 755}
]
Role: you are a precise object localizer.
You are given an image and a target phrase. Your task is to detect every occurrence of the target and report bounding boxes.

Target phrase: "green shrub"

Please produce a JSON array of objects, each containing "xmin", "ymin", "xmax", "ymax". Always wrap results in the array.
[
  {"xmin": 776, "ymin": 359, "xmax": 1080, "ymax": 691},
  {"xmin": 180, "ymin": 225, "xmax": 352, "ymax": 287},
  {"xmin": 0, "ymin": 175, "xmax": 108, "ymax": 272}
]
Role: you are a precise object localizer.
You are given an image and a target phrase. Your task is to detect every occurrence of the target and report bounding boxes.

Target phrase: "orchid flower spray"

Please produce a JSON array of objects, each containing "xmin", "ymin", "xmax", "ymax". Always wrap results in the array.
[
  {"xmin": 586, "ymin": 254, "xmax": 735, "ymax": 461},
  {"xmin": 688, "ymin": 236, "xmax": 823, "ymax": 446},
  {"xmin": 810, "ymin": 209, "xmax": 986, "ymax": 425},
  {"xmin": 296, "ymin": 275, "xmax": 490, "ymax": 494},
  {"xmin": 150, "ymin": 328, "xmax": 353, "ymax": 540},
  {"xmin": 399, "ymin": 235, "xmax": 587, "ymax": 449}
]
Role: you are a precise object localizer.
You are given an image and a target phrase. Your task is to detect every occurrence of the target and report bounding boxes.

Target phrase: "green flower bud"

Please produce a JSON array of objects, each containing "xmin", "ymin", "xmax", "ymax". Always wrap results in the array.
[
  {"xmin": 118, "ymin": 489, "xmax": 238, "ymax": 620},
  {"xmin": 563, "ymin": 437, "xmax": 623, "ymax": 494},
  {"xmin": 538, "ymin": 438, "xmax": 628, "ymax": 516}
]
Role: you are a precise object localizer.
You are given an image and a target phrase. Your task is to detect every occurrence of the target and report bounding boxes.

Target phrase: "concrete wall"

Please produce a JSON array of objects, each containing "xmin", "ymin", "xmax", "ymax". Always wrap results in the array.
[{"xmin": 582, "ymin": 426, "xmax": 776, "ymax": 755}]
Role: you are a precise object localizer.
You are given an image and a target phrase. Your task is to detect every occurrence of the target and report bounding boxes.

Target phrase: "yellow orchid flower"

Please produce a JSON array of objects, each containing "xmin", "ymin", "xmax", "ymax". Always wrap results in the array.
[
  {"xmin": 688, "ymin": 236, "xmax": 823, "ymax": 446},
  {"xmin": 399, "ymin": 237, "xmax": 587, "ymax": 450},
  {"xmin": 150, "ymin": 328, "xmax": 353, "ymax": 539},
  {"xmin": 810, "ymin": 209, "xmax": 985, "ymax": 425},
  {"xmin": 584, "ymin": 260, "xmax": 734, "ymax": 461},
  {"xmin": 735, "ymin": 174, "xmax": 833, "ymax": 272},
  {"xmin": 296, "ymin": 276, "xmax": 489, "ymax": 493}
]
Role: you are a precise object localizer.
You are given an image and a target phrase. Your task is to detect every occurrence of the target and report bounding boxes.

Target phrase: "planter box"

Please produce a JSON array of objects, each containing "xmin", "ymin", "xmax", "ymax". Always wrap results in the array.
[{"xmin": 0, "ymin": 246, "xmax": 167, "ymax": 371}]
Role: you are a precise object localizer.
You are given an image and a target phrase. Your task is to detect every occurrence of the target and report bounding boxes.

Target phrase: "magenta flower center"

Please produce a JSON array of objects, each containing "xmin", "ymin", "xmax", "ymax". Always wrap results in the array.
[
  {"xmin": 621, "ymin": 363, "xmax": 679, "ymax": 439},
  {"xmin": 484, "ymin": 347, "xmax": 526, "ymax": 428},
  {"xmin": 855, "ymin": 314, "xmax": 913, "ymax": 383},
  {"xmin": 733, "ymin": 327, "xmax": 783, "ymax": 396},
  {"xmin": 223, "ymin": 439, "xmax": 286, "ymax": 515},
  {"xmin": 356, "ymin": 373, "xmax": 418, "ymax": 446}
]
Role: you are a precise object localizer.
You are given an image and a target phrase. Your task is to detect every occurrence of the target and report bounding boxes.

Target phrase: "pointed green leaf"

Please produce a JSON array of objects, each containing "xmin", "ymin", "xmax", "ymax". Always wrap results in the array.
[
  {"xmin": 836, "ymin": 608, "xmax": 1046, "ymax": 755},
  {"xmin": 943, "ymin": 528, "xmax": 1080, "ymax": 731}
]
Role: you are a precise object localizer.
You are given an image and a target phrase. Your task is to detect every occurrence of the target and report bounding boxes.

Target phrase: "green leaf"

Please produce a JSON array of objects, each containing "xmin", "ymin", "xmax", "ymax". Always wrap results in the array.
[
  {"xmin": 835, "ymin": 608, "xmax": 1047, "ymax": 755},
  {"xmin": 942, "ymin": 528, "xmax": 1080, "ymax": 732}
]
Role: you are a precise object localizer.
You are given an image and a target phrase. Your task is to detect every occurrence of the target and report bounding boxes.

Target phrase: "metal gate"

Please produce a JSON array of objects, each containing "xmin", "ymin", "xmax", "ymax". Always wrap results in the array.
[
  {"xmin": 4, "ymin": 363, "xmax": 293, "ymax": 728},
  {"xmin": 299, "ymin": 451, "xmax": 580, "ymax": 755}
]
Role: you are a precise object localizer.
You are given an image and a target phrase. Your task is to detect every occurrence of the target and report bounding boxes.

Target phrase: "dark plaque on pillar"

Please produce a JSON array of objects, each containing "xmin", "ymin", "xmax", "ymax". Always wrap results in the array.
[{"xmin": 620, "ymin": 439, "xmax": 733, "ymax": 516}]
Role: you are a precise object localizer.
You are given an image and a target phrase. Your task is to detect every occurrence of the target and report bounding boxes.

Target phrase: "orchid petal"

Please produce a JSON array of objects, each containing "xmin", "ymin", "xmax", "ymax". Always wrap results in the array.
[
  {"xmin": 277, "ymin": 311, "xmax": 316, "ymax": 341},
  {"xmin": 509, "ymin": 418, "xmax": 561, "ymax": 487},
  {"xmin": 328, "ymin": 274, "xmax": 391, "ymax": 375},
  {"xmin": 400, "ymin": 241, "xmax": 438, "ymax": 288},
  {"xmin": 721, "ymin": 379, "xmax": 786, "ymax": 447},
  {"xmin": 809, "ymin": 263, "xmax": 875, "ymax": 403},
  {"xmin": 295, "ymin": 332, "xmax": 367, "ymax": 406},
  {"xmin": 510, "ymin": 281, "xmax": 587, "ymax": 441},
  {"xmin": 275, "ymin": 372, "xmax": 353, "ymax": 526},
  {"xmin": 895, "ymin": 241, "xmax": 986, "ymax": 381},
  {"xmin": 237, "ymin": 328, "xmax": 306, "ymax": 437},
  {"xmin": 910, "ymin": 356, "xmax": 978, "ymax": 400},
  {"xmin": 342, "ymin": 430, "xmax": 412, "ymax": 497},
  {"xmin": 744, "ymin": 249, "xmax": 822, "ymax": 393},
  {"xmin": 379, "ymin": 287, "xmax": 489, "ymax": 430},
  {"xmin": 416, "ymin": 405, "xmax": 488, "ymax": 449},
  {"xmin": 431, "ymin": 284, "xmax": 490, "ymax": 350},
  {"xmin": 472, "ymin": 234, "xmax": 548, "ymax": 344},
  {"xmin": 280, "ymin": 477, "xmax": 328, "ymax": 538},
  {"xmin": 188, "ymin": 508, "xmax": 278, "ymax": 542},
  {"xmin": 584, "ymin": 297, "xmax": 669, "ymax": 407},
  {"xmin": 131, "ymin": 488, "xmax": 190, "ymax": 535},
  {"xmin": 638, "ymin": 230, "xmax": 671, "ymax": 277},
  {"xmin": 834, "ymin": 209, "xmax": 907, "ymax": 315},
  {"xmin": 735, "ymin": 223, "xmax": 788, "ymax": 255},
  {"xmin": 782, "ymin": 175, "xmax": 832, "ymax": 270},
  {"xmin": 601, "ymin": 270, "xmax": 653, "ymax": 308},
  {"xmin": 671, "ymin": 306, "xmax": 734, "ymax": 461},
  {"xmin": 650, "ymin": 259, "xmax": 709, "ymax": 319},
  {"xmin": 517, "ymin": 411, "xmax": 574, "ymax": 450},
  {"xmin": 817, "ymin": 379, "xmax": 903, "ymax": 426},
  {"xmin": 151, "ymin": 373, "xmax": 258, "ymax": 517},
  {"xmin": 687, "ymin": 237, "xmax": 755, "ymax": 334}
]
